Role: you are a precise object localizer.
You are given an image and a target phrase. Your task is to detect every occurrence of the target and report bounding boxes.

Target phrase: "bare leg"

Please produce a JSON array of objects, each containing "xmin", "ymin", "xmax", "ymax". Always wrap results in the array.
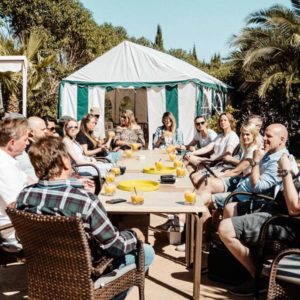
[
  {"xmin": 218, "ymin": 218, "xmax": 256, "ymax": 277},
  {"xmin": 223, "ymin": 202, "xmax": 238, "ymax": 219}
]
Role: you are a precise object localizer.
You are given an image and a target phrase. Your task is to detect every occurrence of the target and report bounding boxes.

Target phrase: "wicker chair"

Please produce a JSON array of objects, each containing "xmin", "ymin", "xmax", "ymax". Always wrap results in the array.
[
  {"xmin": 72, "ymin": 163, "xmax": 103, "ymax": 195},
  {"xmin": 263, "ymin": 248, "xmax": 300, "ymax": 300},
  {"xmin": 6, "ymin": 207, "xmax": 145, "ymax": 300}
]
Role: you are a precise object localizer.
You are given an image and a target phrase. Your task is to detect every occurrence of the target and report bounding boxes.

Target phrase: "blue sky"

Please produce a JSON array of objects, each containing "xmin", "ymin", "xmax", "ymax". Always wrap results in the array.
[{"xmin": 80, "ymin": 0, "xmax": 291, "ymax": 62}]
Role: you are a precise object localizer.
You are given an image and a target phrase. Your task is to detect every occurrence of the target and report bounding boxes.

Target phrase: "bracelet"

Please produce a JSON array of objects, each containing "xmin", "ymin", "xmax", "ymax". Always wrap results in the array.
[{"xmin": 280, "ymin": 169, "xmax": 290, "ymax": 177}]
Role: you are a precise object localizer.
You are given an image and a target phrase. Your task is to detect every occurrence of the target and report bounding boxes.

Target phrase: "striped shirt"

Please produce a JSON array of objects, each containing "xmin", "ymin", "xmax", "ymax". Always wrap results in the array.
[{"xmin": 16, "ymin": 179, "xmax": 137, "ymax": 258}]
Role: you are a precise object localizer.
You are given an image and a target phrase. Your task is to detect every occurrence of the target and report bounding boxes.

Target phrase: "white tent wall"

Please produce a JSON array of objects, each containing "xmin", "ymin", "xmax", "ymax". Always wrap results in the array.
[
  {"xmin": 178, "ymin": 83, "xmax": 197, "ymax": 145},
  {"xmin": 61, "ymin": 82, "xmax": 77, "ymax": 118},
  {"xmin": 147, "ymin": 86, "xmax": 166, "ymax": 149},
  {"xmin": 88, "ymin": 86, "xmax": 105, "ymax": 138}
]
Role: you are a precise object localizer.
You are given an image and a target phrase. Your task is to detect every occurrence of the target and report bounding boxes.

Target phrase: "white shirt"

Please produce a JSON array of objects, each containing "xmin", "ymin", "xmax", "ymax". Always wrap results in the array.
[
  {"xmin": 194, "ymin": 129, "xmax": 218, "ymax": 148},
  {"xmin": 0, "ymin": 149, "xmax": 28, "ymax": 239},
  {"xmin": 210, "ymin": 131, "xmax": 239, "ymax": 161}
]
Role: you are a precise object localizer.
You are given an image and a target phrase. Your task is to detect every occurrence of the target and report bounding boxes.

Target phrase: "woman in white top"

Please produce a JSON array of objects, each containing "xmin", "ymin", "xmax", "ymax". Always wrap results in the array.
[
  {"xmin": 63, "ymin": 118, "xmax": 113, "ymax": 177},
  {"xmin": 197, "ymin": 121, "xmax": 261, "ymax": 206},
  {"xmin": 186, "ymin": 115, "xmax": 217, "ymax": 151},
  {"xmin": 185, "ymin": 113, "xmax": 239, "ymax": 170}
]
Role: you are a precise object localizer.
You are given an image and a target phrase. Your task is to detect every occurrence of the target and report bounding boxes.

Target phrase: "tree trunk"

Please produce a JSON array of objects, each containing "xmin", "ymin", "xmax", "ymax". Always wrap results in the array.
[{"xmin": 7, "ymin": 93, "xmax": 19, "ymax": 113}]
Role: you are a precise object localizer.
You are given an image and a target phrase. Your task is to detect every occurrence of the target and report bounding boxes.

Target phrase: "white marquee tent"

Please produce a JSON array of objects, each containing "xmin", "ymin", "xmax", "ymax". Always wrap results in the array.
[
  {"xmin": 0, "ymin": 56, "xmax": 28, "ymax": 116},
  {"xmin": 59, "ymin": 41, "xmax": 230, "ymax": 147}
]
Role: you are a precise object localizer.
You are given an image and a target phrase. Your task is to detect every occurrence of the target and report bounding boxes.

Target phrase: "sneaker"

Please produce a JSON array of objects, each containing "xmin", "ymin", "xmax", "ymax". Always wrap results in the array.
[
  {"xmin": 229, "ymin": 277, "xmax": 268, "ymax": 297},
  {"xmin": 156, "ymin": 219, "xmax": 174, "ymax": 231},
  {"xmin": 176, "ymin": 243, "xmax": 186, "ymax": 252}
]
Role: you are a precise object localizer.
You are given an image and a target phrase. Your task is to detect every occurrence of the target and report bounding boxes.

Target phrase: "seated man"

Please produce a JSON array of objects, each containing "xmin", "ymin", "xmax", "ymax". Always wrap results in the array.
[
  {"xmin": 15, "ymin": 116, "xmax": 48, "ymax": 180},
  {"xmin": 218, "ymin": 154, "xmax": 300, "ymax": 296},
  {"xmin": 0, "ymin": 118, "xmax": 34, "ymax": 249},
  {"xmin": 16, "ymin": 136, "xmax": 154, "ymax": 299},
  {"xmin": 213, "ymin": 123, "xmax": 297, "ymax": 208}
]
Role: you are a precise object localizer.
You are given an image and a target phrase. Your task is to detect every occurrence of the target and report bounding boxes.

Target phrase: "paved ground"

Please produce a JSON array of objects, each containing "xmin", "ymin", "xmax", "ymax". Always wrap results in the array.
[{"xmin": 127, "ymin": 214, "xmax": 266, "ymax": 300}]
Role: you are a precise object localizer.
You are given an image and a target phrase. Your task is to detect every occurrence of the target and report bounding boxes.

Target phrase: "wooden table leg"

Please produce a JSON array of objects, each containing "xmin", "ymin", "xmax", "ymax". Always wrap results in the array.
[{"xmin": 193, "ymin": 213, "xmax": 203, "ymax": 300}]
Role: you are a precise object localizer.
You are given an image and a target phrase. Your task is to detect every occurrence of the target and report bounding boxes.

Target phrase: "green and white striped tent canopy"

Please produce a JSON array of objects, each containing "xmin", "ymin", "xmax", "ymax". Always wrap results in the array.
[{"xmin": 59, "ymin": 40, "xmax": 230, "ymax": 148}]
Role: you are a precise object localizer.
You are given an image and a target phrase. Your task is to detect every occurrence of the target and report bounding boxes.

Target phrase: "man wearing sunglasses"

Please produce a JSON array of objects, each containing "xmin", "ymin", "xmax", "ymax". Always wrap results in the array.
[
  {"xmin": 186, "ymin": 115, "xmax": 217, "ymax": 152},
  {"xmin": 42, "ymin": 115, "xmax": 59, "ymax": 137}
]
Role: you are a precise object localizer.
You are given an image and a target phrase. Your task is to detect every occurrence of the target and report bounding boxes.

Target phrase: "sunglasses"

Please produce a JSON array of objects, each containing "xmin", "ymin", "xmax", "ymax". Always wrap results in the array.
[
  {"xmin": 121, "ymin": 116, "xmax": 127, "ymax": 119},
  {"xmin": 67, "ymin": 126, "xmax": 78, "ymax": 129},
  {"xmin": 195, "ymin": 121, "xmax": 205, "ymax": 126},
  {"xmin": 48, "ymin": 127, "xmax": 56, "ymax": 132}
]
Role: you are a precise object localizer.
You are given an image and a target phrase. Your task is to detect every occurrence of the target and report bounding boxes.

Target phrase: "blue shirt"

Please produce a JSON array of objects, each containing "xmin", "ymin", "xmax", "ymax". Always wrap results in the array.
[
  {"xmin": 235, "ymin": 148, "xmax": 289, "ymax": 201},
  {"xmin": 153, "ymin": 126, "xmax": 184, "ymax": 149}
]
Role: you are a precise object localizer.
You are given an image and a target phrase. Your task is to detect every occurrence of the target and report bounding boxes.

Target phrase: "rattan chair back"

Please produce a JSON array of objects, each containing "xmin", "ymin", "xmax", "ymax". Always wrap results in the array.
[{"xmin": 6, "ymin": 208, "xmax": 94, "ymax": 300}]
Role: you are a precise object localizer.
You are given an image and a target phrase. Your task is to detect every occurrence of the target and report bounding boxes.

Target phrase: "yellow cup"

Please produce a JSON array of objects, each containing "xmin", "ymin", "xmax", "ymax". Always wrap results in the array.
[
  {"xmin": 104, "ymin": 183, "xmax": 116, "ymax": 196},
  {"xmin": 108, "ymin": 131, "xmax": 115, "ymax": 139},
  {"xmin": 166, "ymin": 145, "xmax": 175, "ymax": 154},
  {"xmin": 106, "ymin": 172, "xmax": 115, "ymax": 183},
  {"xmin": 131, "ymin": 191, "xmax": 144, "ymax": 205},
  {"xmin": 111, "ymin": 167, "xmax": 121, "ymax": 176},
  {"xmin": 155, "ymin": 161, "xmax": 163, "ymax": 171},
  {"xmin": 173, "ymin": 160, "xmax": 183, "ymax": 168},
  {"xmin": 184, "ymin": 191, "xmax": 196, "ymax": 205},
  {"xmin": 176, "ymin": 167, "xmax": 186, "ymax": 178},
  {"xmin": 131, "ymin": 143, "xmax": 139, "ymax": 151},
  {"xmin": 169, "ymin": 153, "xmax": 176, "ymax": 161},
  {"xmin": 124, "ymin": 149, "xmax": 133, "ymax": 158}
]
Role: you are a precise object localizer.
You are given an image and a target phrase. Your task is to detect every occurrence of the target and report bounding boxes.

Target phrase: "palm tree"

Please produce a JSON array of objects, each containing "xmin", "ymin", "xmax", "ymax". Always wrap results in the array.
[
  {"xmin": 0, "ymin": 29, "xmax": 55, "ymax": 113},
  {"xmin": 228, "ymin": 0, "xmax": 300, "ymax": 100}
]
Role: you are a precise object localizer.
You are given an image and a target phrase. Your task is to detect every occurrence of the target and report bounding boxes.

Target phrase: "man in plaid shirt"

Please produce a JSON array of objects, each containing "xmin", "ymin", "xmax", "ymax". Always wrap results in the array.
[{"xmin": 16, "ymin": 136, "xmax": 154, "ymax": 299}]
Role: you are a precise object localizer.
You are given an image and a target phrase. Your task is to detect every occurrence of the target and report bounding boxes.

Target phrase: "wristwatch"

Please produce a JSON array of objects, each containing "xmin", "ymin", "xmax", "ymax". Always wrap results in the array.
[
  {"xmin": 280, "ymin": 169, "xmax": 290, "ymax": 177},
  {"xmin": 250, "ymin": 160, "xmax": 260, "ymax": 167}
]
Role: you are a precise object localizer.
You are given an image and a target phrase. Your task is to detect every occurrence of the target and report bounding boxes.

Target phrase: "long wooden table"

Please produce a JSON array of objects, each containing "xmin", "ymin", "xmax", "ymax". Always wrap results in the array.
[{"xmin": 100, "ymin": 150, "xmax": 207, "ymax": 300}]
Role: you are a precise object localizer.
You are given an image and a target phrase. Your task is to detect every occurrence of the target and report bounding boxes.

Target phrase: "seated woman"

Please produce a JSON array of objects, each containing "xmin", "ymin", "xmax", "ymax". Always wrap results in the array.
[
  {"xmin": 76, "ymin": 114, "xmax": 119, "ymax": 163},
  {"xmin": 185, "ymin": 112, "xmax": 240, "ymax": 186},
  {"xmin": 63, "ymin": 118, "xmax": 113, "ymax": 177},
  {"xmin": 114, "ymin": 110, "xmax": 145, "ymax": 150},
  {"xmin": 186, "ymin": 113, "xmax": 239, "ymax": 166},
  {"xmin": 197, "ymin": 122, "xmax": 261, "ymax": 208},
  {"xmin": 153, "ymin": 112, "xmax": 184, "ymax": 150},
  {"xmin": 186, "ymin": 115, "xmax": 217, "ymax": 151}
]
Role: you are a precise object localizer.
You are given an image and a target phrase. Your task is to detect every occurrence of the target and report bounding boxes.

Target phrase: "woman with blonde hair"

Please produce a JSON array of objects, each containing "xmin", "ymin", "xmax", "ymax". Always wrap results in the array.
[
  {"xmin": 197, "ymin": 121, "xmax": 261, "ymax": 208},
  {"xmin": 62, "ymin": 118, "xmax": 113, "ymax": 177},
  {"xmin": 153, "ymin": 111, "xmax": 184, "ymax": 150},
  {"xmin": 185, "ymin": 112, "xmax": 239, "ymax": 170},
  {"xmin": 114, "ymin": 110, "xmax": 145, "ymax": 150}
]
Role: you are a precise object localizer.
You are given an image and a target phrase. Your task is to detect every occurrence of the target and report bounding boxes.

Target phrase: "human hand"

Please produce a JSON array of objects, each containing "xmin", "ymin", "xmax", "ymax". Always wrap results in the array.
[
  {"xmin": 131, "ymin": 227, "xmax": 145, "ymax": 242},
  {"xmin": 253, "ymin": 148, "xmax": 265, "ymax": 162},
  {"xmin": 222, "ymin": 154, "xmax": 232, "ymax": 163},
  {"xmin": 78, "ymin": 178, "xmax": 95, "ymax": 193},
  {"xmin": 278, "ymin": 153, "xmax": 291, "ymax": 171}
]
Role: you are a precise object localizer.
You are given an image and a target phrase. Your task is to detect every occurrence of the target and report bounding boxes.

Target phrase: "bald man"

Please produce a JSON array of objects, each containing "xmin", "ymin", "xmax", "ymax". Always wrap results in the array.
[
  {"xmin": 27, "ymin": 116, "xmax": 48, "ymax": 145},
  {"xmin": 15, "ymin": 117, "xmax": 47, "ymax": 180},
  {"xmin": 218, "ymin": 151, "xmax": 300, "ymax": 296},
  {"xmin": 219, "ymin": 123, "xmax": 293, "ymax": 210}
]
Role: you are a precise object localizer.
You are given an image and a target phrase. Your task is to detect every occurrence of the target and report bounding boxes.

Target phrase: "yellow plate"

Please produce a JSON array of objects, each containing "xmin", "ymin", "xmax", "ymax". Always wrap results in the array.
[
  {"xmin": 117, "ymin": 180, "xmax": 160, "ymax": 192},
  {"xmin": 143, "ymin": 166, "xmax": 176, "ymax": 175}
]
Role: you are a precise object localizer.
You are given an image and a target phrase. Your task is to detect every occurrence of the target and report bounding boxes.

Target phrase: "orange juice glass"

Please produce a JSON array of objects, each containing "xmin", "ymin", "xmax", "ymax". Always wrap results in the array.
[
  {"xmin": 184, "ymin": 191, "xmax": 196, "ymax": 205},
  {"xmin": 108, "ymin": 131, "xmax": 115, "ymax": 139},
  {"xmin": 169, "ymin": 153, "xmax": 176, "ymax": 161},
  {"xmin": 176, "ymin": 167, "xmax": 186, "ymax": 178},
  {"xmin": 131, "ymin": 190, "xmax": 144, "ymax": 205},
  {"xmin": 155, "ymin": 161, "xmax": 163, "ymax": 171},
  {"xmin": 111, "ymin": 167, "xmax": 121, "ymax": 176},
  {"xmin": 131, "ymin": 143, "xmax": 139, "ymax": 151},
  {"xmin": 173, "ymin": 160, "xmax": 183, "ymax": 168},
  {"xmin": 106, "ymin": 172, "xmax": 115, "ymax": 183},
  {"xmin": 104, "ymin": 183, "xmax": 116, "ymax": 196},
  {"xmin": 124, "ymin": 149, "xmax": 133, "ymax": 158}
]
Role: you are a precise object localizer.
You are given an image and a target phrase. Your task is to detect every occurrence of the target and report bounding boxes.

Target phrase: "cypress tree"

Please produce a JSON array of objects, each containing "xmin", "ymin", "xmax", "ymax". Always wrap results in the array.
[{"xmin": 154, "ymin": 24, "xmax": 164, "ymax": 51}]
